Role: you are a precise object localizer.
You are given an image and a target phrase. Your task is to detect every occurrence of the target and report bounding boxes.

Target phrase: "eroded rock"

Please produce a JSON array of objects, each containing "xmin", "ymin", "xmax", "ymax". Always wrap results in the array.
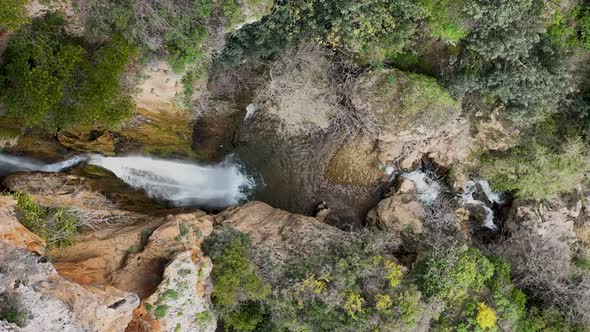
[
  {"xmin": 0, "ymin": 241, "xmax": 138, "ymax": 332},
  {"xmin": 0, "ymin": 196, "xmax": 45, "ymax": 255},
  {"xmin": 216, "ymin": 201, "xmax": 346, "ymax": 261},
  {"xmin": 366, "ymin": 179, "xmax": 424, "ymax": 235}
]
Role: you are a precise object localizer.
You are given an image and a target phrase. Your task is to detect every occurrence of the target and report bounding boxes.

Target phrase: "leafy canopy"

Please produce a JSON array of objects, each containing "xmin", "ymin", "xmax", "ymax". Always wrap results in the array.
[{"xmin": 0, "ymin": 14, "xmax": 135, "ymax": 133}]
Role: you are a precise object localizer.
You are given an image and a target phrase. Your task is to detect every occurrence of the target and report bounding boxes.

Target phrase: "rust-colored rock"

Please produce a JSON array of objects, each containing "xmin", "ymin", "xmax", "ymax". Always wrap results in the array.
[
  {"xmin": 58, "ymin": 130, "xmax": 116, "ymax": 155},
  {"xmin": 0, "ymin": 196, "xmax": 45, "ymax": 255}
]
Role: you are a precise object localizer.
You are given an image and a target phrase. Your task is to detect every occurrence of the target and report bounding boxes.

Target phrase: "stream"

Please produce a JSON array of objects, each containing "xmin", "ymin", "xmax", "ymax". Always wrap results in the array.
[{"xmin": 0, "ymin": 153, "xmax": 255, "ymax": 209}]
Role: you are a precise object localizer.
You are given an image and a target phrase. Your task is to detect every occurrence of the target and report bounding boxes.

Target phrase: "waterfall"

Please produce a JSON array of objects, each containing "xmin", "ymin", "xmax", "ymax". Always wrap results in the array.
[
  {"xmin": 0, "ymin": 154, "xmax": 86, "ymax": 175},
  {"xmin": 0, "ymin": 153, "xmax": 256, "ymax": 209},
  {"xmin": 88, "ymin": 155, "xmax": 255, "ymax": 208},
  {"xmin": 401, "ymin": 170, "xmax": 442, "ymax": 205},
  {"xmin": 460, "ymin": 180, "xmax": 499, "ymax": 230}
]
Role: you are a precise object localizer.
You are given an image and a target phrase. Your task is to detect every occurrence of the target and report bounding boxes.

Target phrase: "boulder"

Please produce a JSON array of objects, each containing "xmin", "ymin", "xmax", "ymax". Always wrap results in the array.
[
  {"xmin": 0, "ymin": 241, "xmax": 138, "ymax": 332},
  {"xmin": 216, "ymin": 201, "xmax": 346, "ymax": 261},
  {"xmin": 0, "ymin": 196, "xmax": 45, "ymax": 255},
  {"xmin": 129, "ymin": 251, "xmax": 216, "ymax": 332},
  {"xmin": 366, "ymin": 179, "xmax": 424, "ymax": 235}
]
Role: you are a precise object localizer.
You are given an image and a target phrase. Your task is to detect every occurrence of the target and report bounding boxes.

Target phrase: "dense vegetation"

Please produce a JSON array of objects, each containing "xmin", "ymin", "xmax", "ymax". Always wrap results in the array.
[
  {"xmin": 205, "ymin": 228, "xmax": 583, "ymax": 332},
  {"xmin": 0, "ymin": 14, "xmax": 135, "ymax": 133},
  {"xmin": 1, "ymin": 0, "xmax": 590, "ymax": 331}
]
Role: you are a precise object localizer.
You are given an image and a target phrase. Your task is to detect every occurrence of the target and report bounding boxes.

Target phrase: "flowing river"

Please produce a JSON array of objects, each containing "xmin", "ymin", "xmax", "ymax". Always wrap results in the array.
[{"xmin": 0, "ymin": 153, "xmax": 255, "ymax": 209}]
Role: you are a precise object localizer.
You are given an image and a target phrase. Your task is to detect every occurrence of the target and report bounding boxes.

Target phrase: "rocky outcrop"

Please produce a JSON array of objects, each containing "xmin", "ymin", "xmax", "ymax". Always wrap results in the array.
[
  {"xmin": 0, "ymin": 241, "xmax": 138, "ymax": 332},
  {"xmin": 2, "ymin": 172, "xmax": 216, "ymax": 331},
  {"xmin": 366, "ymin": 178, "xmax": 424, "ymax": 235},
  {"xmin": 216, "ymin": 201, "xmax": 346, "ymax": 261},
  {"xmin": 57, "ymin": 130, "xmax": 115, "ymax": 155},
  {"xmin": 350, "ymin": 68, "xmax": 470, "ymax": 171},
  {"xmin": 0, "ymin": 197, "xmax": 45, "ymax": 255},
  {"xmin": 130, "ymin": 251, "xmax": 216, "ymax": 332}
]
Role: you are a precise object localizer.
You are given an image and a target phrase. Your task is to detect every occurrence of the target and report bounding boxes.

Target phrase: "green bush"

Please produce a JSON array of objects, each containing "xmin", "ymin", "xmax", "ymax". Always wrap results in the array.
[
  {"xmin": 202, "ymin": 227, "xmax": 271, "ymax": 331},
  {"xmin": 0, "ymin": 14, "xmax": 135, "ymax": 133},
  {"xmin": 0, "ymin": 293, "xmax": 27, "ymax": 327},
  {"xmin": 0, "ymin": 0, "xmax": 29, "ymax": 32},
  {"xmin": 421, "ymin": 0, "xmax": 469, "ymax": 44},
  {"xmin": 481, "ymin": 138, "xmax": 589, "ymax": 200},
  {"xmin": 13, "ymin": 192, "xmax": 78, "ymax": 248},
  {"xmin": 81, "ymin": 0, "xmax": 210, "ymax": 72},
  {"xmin": 417, "ymin": 246, "xmax": 494, "ymax": 302}
]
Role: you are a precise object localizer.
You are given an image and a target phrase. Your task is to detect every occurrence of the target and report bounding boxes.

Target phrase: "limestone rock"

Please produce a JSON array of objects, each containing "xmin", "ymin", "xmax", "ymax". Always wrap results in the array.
[
  {"xmin": 216, "ymin": 201, "xmax": 346, "ymax": 261},
  {"xmin": 131, "ymin": 251, "xmax": 216, "ymax": 332},
  {"xmin": 57, "ymin": 130, "xmax": 115, "ymax": 155},
  {"xmin": 0, "ymin": 241, "xmax": 138, "ymax": 332},
  {"xmin": 350, "ymin": 68, "xmax": 471, "ymax": 171},
  {"xmin": 0, "ymin": 196, "xmax": 45, "ymax": 255},
  {"xmin": 366, "ymin": 179, "xmax": 424, "ymax": 235}
]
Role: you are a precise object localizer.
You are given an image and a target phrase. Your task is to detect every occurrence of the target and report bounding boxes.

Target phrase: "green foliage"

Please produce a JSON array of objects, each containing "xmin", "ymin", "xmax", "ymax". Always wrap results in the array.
[
  {"xmin": 194, "ymin": 310, "xmax": 213, "ymax": 323},
  {"xmin": 155, "ymin": 304, "xmax": 170, "ymax": 319},
  {"xmin": 202, "ymin": 227, "xmax": 271, "ymax": 331},
  {"xmin": 481, "ymin": 138, "xmax": 589, "ymax": 200},
  {"xmin": 217, "ymin": 0, "xmax": 428, "ymax": 67},
  {"xmin": 0, "ymin": 293, "xmax": 27, "ymax": 327},
  {"xmin": 417, "ymin": 245, "xmax": 495, "ymax": 302},
  {"xmin": 0, "ymin": 0, "xmax": 29, "ymax": 32},
  {"xmin": 160, "ymin": 289, "xmax": 180, "ymax": 301},
  {"xmin": 81, "ymin": 0, "xmax": 210, "ymax": 72},
  {"xmin": 14, "ymin": 192, "xmax": 78, "ymax": 248},
  {"xmin": 421, "ymin": 0, "xmax": 469, "ymax": 44},
  {"xmin": 0, "ymin": 14, "xmax": 135, "ymax": 133}
]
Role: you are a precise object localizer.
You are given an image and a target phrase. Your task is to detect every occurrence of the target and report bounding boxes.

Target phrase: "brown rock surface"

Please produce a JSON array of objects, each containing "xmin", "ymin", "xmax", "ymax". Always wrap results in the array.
[
  {"xmin": 0, "ymin": 196, "xmax": 45, "ymax": 255},
  {"xmin": 58, "ymin": 130, "xmax": 116, "ymax": 155},
  {"xmin": 216, "ymin": 201, "xmax": 346, "ymax": 260},
  {"xmin": 0, "ymin": 241, "xmax": 138, "ymax": 332},
  {"xmin": 366, "ymin": 179, "xmax": 424, "ymax": 235}
]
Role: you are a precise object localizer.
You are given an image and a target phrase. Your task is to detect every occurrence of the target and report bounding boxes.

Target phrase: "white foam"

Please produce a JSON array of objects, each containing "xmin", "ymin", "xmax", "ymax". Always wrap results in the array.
[
  {"xmin": 401, "ymin": 171, "xmax": 441, "ymax": 205},
  {"xmin": 461, "ymin": 180, "xmax": 497, "ymax": 230},
  {"xmin": 89, "ymin": 155, "xmax": 255, "ymax": 208}
]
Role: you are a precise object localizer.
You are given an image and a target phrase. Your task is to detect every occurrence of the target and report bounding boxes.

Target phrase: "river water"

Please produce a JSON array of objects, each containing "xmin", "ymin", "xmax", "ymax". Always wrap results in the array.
[{"xmin": 0, "ymin": 153, "xmax": 255, "ymax": 209}]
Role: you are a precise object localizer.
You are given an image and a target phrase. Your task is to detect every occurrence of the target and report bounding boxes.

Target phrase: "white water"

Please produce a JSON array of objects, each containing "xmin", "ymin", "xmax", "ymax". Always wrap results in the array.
[
  {"xmin": 390, "ymin": 167, "xmax": 502, "ymax": 230},
  {"xmin": 460, "ymin": 180, "xmax": 498, "ymax": 230},
  {"xmin": 0, "ymin": 153, "xmax": 255, "ymax": 209},
  {"xmin": 0, "ymin": 154, "xmax": 86, "ymax": 173},
  {"xmin": 88, "ymin": 155, "xmax": 255, "ymax": 208},
  {"xmin": 401, "ymin": 171, "xmax": 442, "ymax": 205}
]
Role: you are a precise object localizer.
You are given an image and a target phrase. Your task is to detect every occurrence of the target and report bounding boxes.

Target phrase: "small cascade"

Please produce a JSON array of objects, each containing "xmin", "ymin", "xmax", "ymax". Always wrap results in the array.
[
  {"xmin": 401, "ymin": 170, "xmax": 442, "ymax": 205},
  {"xmin": 88, "ymin": 155, "xmax": 255, "ymax": 208},
  {"xmin": 386, "ymin": 165, "xmax": 504, "ymax": 231},
  {"xmin": 0, "ymin": 154, "xmax": 86, "ymax": 175},
  {"xmin": 0, "ymin": 153, "xmax": 256, "ymax": 209}
]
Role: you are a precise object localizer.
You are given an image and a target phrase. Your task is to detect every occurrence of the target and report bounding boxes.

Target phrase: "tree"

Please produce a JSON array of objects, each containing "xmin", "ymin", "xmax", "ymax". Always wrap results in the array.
[{"xmin": 0, "ymin": 14, "xmax": 135, "ymax": 133}]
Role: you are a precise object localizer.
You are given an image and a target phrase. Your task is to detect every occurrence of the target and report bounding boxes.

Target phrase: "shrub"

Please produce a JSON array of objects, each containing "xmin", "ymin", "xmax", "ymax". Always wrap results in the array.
[
  {"xmin": 421, "ymin": 0, "xmax": 469, "ymax": 44},
  {"xmin": 80, "ymin": 0, "xmax": 210, "ymax": 72},
  {"xmin": 343, "ymin": 292, "xmax": 364, "ymax": 319},
  {"xmin": 202, "ymin": 227, "xmax": 270, "ymax": 331},
  {"xmin": 155, "ymin": 304, "xmax": 170, "ymax": 319},
  {"xmin": 384, "ymin": 260, "xmax": 403, "ymax": 288},
  {"xmin": 0, "ymin": 0, "xmax": 29, "ymax": 32},
  {"xmin": 0, "ymin": 14, "xmax": 135, "ymax": 133},
  {"xmin": 0, "ymin": 293, "xmax": 27, "ymax": 327},
  {"xmin": 374, "ymin": 294, "xmax": 393, "ymax": 312},
  {"xmin": 476, "ymin": 302, "xmax": 497, "ymax": 330},
  {"xmin": 481, "ymin": 138, "xmax": 589, "ymax": 200},
  {"xmin": 417, "ymin": 245, "xmax": 494, "ymax": 302},
  {"xmin": 14, "ymin": 192, "xmax": 78, "ymax": 248}
]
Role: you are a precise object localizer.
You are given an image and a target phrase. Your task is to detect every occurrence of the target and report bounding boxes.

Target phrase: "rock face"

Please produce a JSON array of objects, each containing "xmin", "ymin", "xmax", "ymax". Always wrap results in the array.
[
  {"xmin": 0, "ymin": 241, "xmax": 138, "ymax": 332},
  {"xmin": 0, "ymin": 197, "xmax": 45, "ymax": 255},
  {"xmin": 366, "ymin": 178, "xmax": 424, "ymax": 235},
  {"xmin": 2, "ymin": 173, "xmax": 217, "ymax": 332},
  {"xmin": 350, "ymin": 68, "xmax": 471, "ymax": 171},
  {"xmin": 504, "ymin": 197, "xmax": 580, "ymax": 259},
  {"xmin": 131, "ymin": 251, "xmax": 216, "ymax": 332},
  {"xmin": 216, "ymin": 201, "xmax": 346, "ymax": 260},
  {"xmin": 57, "ymin": 130, "xmax": 116, "ymax": 155}
]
